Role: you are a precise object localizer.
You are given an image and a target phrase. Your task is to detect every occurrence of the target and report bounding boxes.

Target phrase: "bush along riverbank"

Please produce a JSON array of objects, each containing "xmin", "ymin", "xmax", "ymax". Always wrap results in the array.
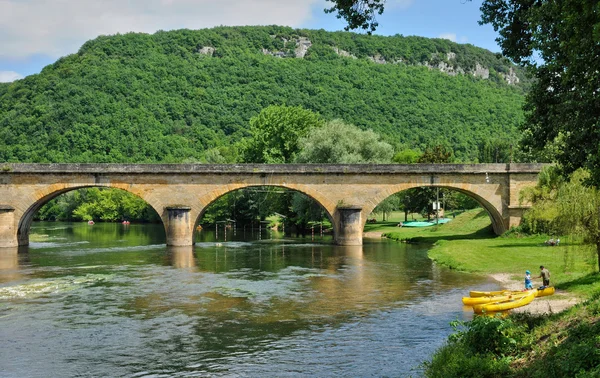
[
  {"xmin": 423, "ymin": 287, "xmax": 600, "ymax": 377},
  {"xmin": 364, "ymin": 209, "xmax": 600, "ymax": 377}
]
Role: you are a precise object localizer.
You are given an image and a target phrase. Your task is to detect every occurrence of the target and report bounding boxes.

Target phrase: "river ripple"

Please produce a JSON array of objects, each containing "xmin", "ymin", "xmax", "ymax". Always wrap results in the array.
[{"xmin": 0, "ymin": 222, "xmax": 499, "ymax": 377}]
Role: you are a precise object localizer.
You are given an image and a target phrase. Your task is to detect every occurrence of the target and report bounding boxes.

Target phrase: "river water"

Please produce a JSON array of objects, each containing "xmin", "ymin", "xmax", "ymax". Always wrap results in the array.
[{"xmin": 0, "ymin": 222, "xmax": 498, "ymax": 377}]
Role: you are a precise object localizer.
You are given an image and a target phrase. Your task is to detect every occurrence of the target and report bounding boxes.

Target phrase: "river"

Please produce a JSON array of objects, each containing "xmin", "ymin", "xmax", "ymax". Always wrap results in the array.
[{"xmin": 0, "ymin": 222, "xmax": 499, "ymax": 377}]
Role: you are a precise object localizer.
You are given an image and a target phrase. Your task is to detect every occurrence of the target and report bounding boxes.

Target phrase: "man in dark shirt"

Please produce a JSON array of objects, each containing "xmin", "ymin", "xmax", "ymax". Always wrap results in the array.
[{"xmin": 538, "ymin": 265, "xmax": 550, "ymax": 287}]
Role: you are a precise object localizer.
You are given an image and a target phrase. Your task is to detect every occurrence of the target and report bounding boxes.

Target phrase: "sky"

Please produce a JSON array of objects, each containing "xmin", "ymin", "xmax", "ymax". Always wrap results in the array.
[{"xmin": 0, "ymin": 0, "xmax": 501, "ymax": 83}]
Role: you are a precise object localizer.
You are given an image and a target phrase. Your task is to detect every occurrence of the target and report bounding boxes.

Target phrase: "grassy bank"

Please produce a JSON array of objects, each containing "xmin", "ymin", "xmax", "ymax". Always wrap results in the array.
[
  {"xmin": 423, "ymin": 288, "xmax": 600, "ymax": 377},
  {"xmin": 369, "ymin": 208, "xmax": 494, "ymax": 241},
  {"xmin": 364, "ymin": 208, "xmax": 600, "ymax": 377},
  {"xmin": 368, "ymin": 208, "xmax": 600, "ymax": 297}
]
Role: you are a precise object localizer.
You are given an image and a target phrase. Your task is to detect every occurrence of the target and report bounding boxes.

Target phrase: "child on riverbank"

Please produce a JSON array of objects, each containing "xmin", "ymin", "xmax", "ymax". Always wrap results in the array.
[{"xmin": 525, "ymin": 270, "xmax": 533, "ymax": 290}]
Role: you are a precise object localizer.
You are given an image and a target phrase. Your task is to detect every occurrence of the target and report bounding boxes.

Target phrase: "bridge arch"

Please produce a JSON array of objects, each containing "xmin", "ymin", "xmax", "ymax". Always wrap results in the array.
[
  {"xmin": 15, "ymin": 184, "xmax": 164, "ymax": 246},
  {"xmin": 361, "ymin": 183, "xmax": 506, "ymax": 235},
  {"xmin": 194, "ymin": 184, "xmax": 336, "ymax": 238}
]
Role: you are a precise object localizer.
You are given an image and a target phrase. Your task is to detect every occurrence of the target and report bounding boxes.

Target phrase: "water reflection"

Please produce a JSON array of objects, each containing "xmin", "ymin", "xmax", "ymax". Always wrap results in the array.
[
  {"xmin": 0, "ymin": 222, "xmax": 498, "ymax": 377},
  {"xmin": 167, "ymin": 245, "xmax": 196, "ymax": 269},
  {"xmin": 0, "ymin": 247, "xmax": 20, "ymax": 283}
]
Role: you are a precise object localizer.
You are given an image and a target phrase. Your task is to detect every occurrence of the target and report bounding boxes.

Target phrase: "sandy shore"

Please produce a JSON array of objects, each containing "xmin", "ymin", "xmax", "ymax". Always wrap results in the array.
[{"xmin": 490, "ymin": 273, "xmax": 580, "ymax": 315}]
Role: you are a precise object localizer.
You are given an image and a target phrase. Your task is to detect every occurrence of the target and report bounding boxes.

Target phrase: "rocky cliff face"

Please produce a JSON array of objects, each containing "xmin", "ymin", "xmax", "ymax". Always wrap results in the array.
[{"xmin": 198, "ymin": 35, "xmax": 521, "ymax": 86}]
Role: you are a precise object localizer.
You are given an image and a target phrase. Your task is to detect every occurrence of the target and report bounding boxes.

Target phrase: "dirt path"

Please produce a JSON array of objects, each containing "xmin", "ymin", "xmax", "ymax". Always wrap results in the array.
[{"xmin": 490, "ymin": 273, "xmax": 580, "ymax": 315}]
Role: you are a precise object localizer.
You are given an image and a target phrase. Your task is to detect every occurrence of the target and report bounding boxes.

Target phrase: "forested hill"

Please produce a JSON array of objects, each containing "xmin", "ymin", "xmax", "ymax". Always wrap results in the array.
[{"xmin": 0, "ymin": 25, "xmax": 527, "ymax": 163}]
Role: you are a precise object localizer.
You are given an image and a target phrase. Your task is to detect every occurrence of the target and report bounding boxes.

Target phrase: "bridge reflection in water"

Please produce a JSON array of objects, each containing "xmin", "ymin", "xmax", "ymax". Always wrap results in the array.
[{"xmin": 0, "ymin": 222, "xmax": 498, "ymax": 376}]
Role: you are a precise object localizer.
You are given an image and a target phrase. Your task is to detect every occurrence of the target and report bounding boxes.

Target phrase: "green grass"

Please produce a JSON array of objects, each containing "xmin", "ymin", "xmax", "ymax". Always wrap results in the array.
[{"xmin": 366, "ymin": 208, "xmax": 495, "ymax": 241}]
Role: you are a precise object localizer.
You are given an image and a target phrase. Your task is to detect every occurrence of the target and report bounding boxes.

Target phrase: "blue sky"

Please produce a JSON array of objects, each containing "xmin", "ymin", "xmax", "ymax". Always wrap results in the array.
[{"xmin": 0, "ymin": 0, "xmax": 500, "ymax": 82}]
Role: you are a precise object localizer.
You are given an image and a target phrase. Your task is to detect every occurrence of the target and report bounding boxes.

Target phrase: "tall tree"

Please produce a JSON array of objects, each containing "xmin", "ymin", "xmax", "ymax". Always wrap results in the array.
[
  {"xmin": 294, "ymin": 119, "xmax": 394, "ymax": 163},
  {"xmin": 417, "ymin": 144, "xmax": 454, "ymax": 164},
  {"xmin": 241, "ymin": 105, "xmax": 324, "ymax": 163},
  {"xmin": 393, "ymin": 149, "xmax": 421, "ymax": 164},
  {"xmin": 480, "ymin": 1, "xmax": 600, "ymax": 183}
]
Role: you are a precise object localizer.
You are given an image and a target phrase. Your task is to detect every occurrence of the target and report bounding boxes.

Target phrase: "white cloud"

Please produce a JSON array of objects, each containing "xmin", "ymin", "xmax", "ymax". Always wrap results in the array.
[
  {"xmin": 438, "ymin": 33, "xmax": 457, "ymax": 42},
  {"xmin": 0, "ymin": 71, "xmax": 23, "ymax": 82},
  {"xmin": 0, "ymin": 0, "xmax": 322, "ymax": 59}
]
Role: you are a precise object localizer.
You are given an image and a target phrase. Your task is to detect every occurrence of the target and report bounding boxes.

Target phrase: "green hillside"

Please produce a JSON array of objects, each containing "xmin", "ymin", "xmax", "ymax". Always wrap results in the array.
[{"xmin": 0, "ymin": 26, "xmax": 526, "ymax": 163}]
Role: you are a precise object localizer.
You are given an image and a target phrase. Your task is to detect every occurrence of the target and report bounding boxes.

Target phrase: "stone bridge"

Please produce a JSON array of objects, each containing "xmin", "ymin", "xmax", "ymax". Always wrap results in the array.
[{"xmin": 0, "ymin": 163, "xmax": 544, "ymax": 248}]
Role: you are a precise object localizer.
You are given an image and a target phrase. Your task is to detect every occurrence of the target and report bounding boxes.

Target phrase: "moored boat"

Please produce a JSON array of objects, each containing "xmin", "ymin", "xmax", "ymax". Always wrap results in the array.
[
  {"xmin": 469, "ymin": 286, "xmax": 555, "ymax": 298},
  {"xmin": 535, "ymin": 286, "xmax": 555, "ymax": 297},
  {"xmin": 472, "ymin": 290, "xmax": 536, "ymax": 314},
  {"xmin": 469, "ymin": 289, "xmax": 510, "ymax": 297},
  {"xmin": 462, "ymin": 291, "xmax": 530, "ymax": 306}
]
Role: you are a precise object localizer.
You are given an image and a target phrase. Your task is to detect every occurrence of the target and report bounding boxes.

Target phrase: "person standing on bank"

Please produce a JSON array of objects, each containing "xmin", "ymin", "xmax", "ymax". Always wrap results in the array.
[
  {"xmin": 537, "ymin": 265, "xmax": 550, "ymax": 287},
  {"xmin": 524, "ymin": 270, "xmax": 533, "ymax": 290}
]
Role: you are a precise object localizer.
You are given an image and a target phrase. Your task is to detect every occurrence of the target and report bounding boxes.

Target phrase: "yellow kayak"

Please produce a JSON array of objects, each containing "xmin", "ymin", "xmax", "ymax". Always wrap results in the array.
[
  {"xmin": 535, "ymin": 287, "xmax": 555, "ymax": 297},
  {"xmin": 473, "ymin": 290, "xmax": 536, "ymax": 314},
  {"xmin": 462, "ymin": 291, "xmax": 529, "ymax": 306},
  {"xmin": 469, "ymin": 290, "xmax": 511, "ymax": 297},
  {"xmin": 469, "ymin": 286, "xmax": 555, "ymax": 298}
]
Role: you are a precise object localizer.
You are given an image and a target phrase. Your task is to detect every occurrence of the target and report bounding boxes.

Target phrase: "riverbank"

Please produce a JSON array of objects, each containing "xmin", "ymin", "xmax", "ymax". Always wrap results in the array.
[
  {"xmin": 273, "ymin": 210, "xmax": 600, "ymax": 376},
  {"xmin": 364, "ymin": 209, "xmax": 600, "ymax": 377},
  {"xmin": 367, "ymin": 209, "xmax": 600, "ymax": 298},
  {"xmin": 489, "ymin": 273, "xmax": 581, "ymax": 314}
]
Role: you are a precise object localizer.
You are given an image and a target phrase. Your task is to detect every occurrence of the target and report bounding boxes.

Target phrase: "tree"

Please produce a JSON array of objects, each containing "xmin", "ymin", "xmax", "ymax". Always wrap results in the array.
[
  {"xmin": 393, "ymin": 149, "xmax": 421, "ymax": 164},
  {"xmin": 521, "ymin": 167, "xmax": 600, "ymax": 272},
  {"xmin": 415, "ymin": 144, "xmax": 454, "ymax": 220},
  {"xmin": 324, "ymin": 0, "xmax": 386, "ymax": 33},
  {"xmin": 241, "ymin": 105, "xmax": 324, "ymax": 163},
  {"xmin": 418, "ymin": 144, "xmax": 454, "ymax": 164},
  {"xmin": 478, "ymin": 138, "xmax": 512, "ymax": 163},
  {"xmin": 294, "ymin": 119, "xmax": 394, "ymax": 163},
  {"xmin": 373, "ymin": 196, "xmax": 399, "ymax": 221},
  {"xmin": 478, "ymin": 1, "xmax": 600, "ymax": 184}
]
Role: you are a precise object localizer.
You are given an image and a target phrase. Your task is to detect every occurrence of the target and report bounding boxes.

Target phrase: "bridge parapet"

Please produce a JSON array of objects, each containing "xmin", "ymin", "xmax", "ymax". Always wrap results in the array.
[{"xmin": 0, "ymin": 163, "xmax": 545, "ymax": 174}]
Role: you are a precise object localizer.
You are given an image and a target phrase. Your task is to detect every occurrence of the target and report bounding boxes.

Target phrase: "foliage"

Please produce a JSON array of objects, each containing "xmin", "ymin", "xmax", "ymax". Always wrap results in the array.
[
  {"xmin": 324, "ymin": 0, "xmax": 386, "ymax": 33},
  {"xmin": 424, "ymin": 316, "xmax": 525, "ymax": 377},
  {"xmin": 521, "ymin": 167, "xmax": 600, "ymax": 271},
  {"xmin": 372, "ymin": 195, "xmax": 399, "ymax": 221},
  {"xmin": 423, "ymin": 341, "xmax": 511, "ymax": 378},
  {"xmin": 294, "ymin": 119, "xmax": 393, "ymax": 163},
  {"xmin": 392, "ymin": 149, "xmax": 420, "ymax": 164},
  {"xmin": 36, "ymin": 188, "xmax": 160, "ymax": 222},
  {"xmin": 519, "ymin": 166, "xmax": 563, "ymax": 235},
  {"xmin": 478, "ymin": 137, "xmax": 513, "ymax": 163},
  {"xmin": 479, "ymin": 1, "xmax": 600, "ymax": 184},
  {"xmin": 425, "ymin": 285, "xmax": 600, "ymax": 378},
  {"xmin": 294, "ymin": 119, "xmax": 395, "ymax": 226},
  {"xmin": 199, "ymin": 186, "xmax": 291, "ymax": 225},
  {"xmin": 418, "ymin": 144, "xmax": 455, "ymax": 163},
  {"xmin": 241, "ymin": 105, "xmax": 324, "ymax": 163},
  {"xmin": 459, "ymin": 316, "xmax": 526, "ymax": 356},
  {"xmin": 0, "ymin": 26, "xmax": 527, "ymax": 164}
]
